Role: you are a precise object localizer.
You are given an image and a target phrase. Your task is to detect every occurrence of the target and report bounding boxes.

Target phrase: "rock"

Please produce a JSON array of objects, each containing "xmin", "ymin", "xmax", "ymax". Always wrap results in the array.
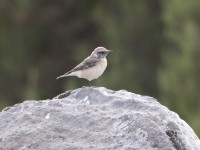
[{"xmin": 0, "ymin": 87, "xmax": 199, "ymax": 150}]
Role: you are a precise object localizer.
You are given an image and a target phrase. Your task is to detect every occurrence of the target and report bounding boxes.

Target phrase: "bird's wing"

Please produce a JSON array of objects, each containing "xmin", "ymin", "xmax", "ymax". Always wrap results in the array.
[
  {"xmin": 70, "ymin": 57, "xmax": 99, "ymax": 73},
  {"xmin": 57, "ymin": 56, "xmax": 99, "ymax": 79}
]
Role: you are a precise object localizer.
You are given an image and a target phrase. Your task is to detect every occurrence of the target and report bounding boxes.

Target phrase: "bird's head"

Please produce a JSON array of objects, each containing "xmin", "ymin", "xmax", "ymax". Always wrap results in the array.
[{"xmin": 92, "ymin": 47, "xmax": 112, "ymax": 59}]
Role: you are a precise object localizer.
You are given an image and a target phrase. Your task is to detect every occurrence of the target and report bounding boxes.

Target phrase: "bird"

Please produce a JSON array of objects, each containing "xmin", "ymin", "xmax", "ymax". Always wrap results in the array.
[{"xmin": 56, "ymin": 47, "xmax": 112, "ymax": 84}]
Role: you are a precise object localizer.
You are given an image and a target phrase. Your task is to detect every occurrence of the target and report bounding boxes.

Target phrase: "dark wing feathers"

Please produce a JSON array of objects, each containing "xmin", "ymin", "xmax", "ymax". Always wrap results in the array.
[
  {"xmin": 67, "ymin": 57, "xmax": 99, "ymax": 74},
  {"xmin": 56, "ymin": 56, "xmax": 99, "ymax": 79}
]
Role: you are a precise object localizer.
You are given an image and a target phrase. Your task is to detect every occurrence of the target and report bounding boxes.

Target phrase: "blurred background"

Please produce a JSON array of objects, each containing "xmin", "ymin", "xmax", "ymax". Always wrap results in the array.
[{"xmin": 0, "ymin": 0, "xmax": 200, "ymax": 137}]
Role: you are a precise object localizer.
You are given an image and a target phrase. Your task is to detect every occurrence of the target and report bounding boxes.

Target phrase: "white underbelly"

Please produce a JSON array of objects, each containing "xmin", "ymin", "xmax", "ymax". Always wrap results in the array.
[
  {"xmin": 81, "ymin": 65, "xmax": 107, "ymax": 81},
  {"xmin": 69, "ymin": 58, "xmax": 107, "ymax": 81}
]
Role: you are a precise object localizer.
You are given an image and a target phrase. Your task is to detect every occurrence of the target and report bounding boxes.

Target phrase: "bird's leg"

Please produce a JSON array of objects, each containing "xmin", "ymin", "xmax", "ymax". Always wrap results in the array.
[{"xmin": 88, "ymin": 80, "xmax": 93, "ymax": 87}]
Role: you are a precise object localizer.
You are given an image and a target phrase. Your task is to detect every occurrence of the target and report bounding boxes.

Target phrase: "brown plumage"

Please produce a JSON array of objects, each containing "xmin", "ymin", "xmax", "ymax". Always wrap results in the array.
[{"xmin": 57, "ymin": 47, "xmax": 111, "ymax": 81}]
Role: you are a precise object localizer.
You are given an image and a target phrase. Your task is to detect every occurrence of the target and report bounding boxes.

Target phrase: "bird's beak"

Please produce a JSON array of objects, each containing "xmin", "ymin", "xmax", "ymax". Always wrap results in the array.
[{"xmin": 107, "ymin": 50, "xmax": 112, "ymax": 53}]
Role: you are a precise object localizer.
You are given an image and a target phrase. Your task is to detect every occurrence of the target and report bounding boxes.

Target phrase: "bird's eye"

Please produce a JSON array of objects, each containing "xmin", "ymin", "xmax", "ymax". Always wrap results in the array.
[{"xmin": 99, "ymin": 51, "xmax": 104, "ymax": 54}]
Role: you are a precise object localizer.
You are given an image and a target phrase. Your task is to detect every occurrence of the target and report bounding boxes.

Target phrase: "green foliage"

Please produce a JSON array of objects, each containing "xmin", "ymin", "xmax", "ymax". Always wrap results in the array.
[{"xmin": 159, "ymin": 0, "xmax": 200, "ymax": 135}]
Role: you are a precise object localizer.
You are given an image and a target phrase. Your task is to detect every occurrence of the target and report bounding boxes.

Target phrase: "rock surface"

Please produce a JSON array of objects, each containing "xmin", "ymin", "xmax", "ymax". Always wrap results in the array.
[{"xmin": 0, "ymin": 87, "xmax": 200, "ymax": 150}]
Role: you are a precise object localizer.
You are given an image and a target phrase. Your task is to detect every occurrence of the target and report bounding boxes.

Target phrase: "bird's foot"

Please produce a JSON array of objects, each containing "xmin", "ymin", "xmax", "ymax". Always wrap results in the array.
[{"xmin": 88, "ymin": 81, "xmax": 93, "ymax": 87}]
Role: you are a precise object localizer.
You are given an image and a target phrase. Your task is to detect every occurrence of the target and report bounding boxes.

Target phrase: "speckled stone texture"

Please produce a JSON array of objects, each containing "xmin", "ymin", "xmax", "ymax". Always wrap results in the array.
[{"xmin": 0, "ymin": 87, "xmax": 199, "ymax": 150}]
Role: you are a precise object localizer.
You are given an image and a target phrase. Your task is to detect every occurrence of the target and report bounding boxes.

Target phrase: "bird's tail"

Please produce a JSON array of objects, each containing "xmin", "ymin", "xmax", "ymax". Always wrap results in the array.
[{"xmin": 56, "ymin": 72, "xmax": 71, "ymax": 79}]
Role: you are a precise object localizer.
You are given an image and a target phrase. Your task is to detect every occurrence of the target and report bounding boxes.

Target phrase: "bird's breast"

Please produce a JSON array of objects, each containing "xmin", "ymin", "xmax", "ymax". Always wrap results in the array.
[
  {"xmin": 80, "ymin": 58, "xmax": 107, "ymax": 81},
  {"xmin": 99, "ymin": 58, "xmax": 107, "ymax": 68}
]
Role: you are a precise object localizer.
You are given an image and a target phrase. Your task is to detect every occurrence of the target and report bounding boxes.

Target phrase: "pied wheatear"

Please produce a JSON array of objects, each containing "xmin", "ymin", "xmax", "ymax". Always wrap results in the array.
[{"xmin": 57, "ymin": 47, "xmax": 111, "ymax": 83}]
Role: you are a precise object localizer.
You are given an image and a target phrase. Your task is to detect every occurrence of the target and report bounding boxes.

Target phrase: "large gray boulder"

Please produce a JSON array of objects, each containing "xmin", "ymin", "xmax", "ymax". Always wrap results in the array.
[{"xmin": 0, "ymin": 87, "xmax": 199, "ymax": 150}]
